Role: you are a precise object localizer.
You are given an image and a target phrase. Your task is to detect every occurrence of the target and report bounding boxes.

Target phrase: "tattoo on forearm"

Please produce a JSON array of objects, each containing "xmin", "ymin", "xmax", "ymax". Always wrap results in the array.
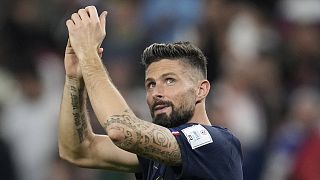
[
  {"xmin": 104, "ymin": 112, "xmax": 181, "ymax": 164},
  {"xmin": 70, "ymin": 85, "xmax": 87, "ymax": 143}
]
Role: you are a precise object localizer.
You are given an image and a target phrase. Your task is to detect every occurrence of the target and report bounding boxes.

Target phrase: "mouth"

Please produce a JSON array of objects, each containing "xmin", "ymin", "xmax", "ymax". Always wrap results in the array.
[{"xmin": 153, "ymin": 104, "xmax": 171, "ymax": 115}]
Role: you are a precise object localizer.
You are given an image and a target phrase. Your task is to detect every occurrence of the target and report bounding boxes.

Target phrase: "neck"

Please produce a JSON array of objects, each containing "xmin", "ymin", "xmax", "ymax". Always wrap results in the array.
[{"xmin": 188, "ymin": 102, "xmax": 211, "ymax": 126}]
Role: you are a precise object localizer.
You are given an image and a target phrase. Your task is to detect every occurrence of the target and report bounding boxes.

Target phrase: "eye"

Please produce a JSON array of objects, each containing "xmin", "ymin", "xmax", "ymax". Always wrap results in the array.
[
  {"xmin": 146, "ymin": 82, "xmax": 156, "ymax": 89},
  {"xmin": 166, "ymin": 78, "xmax": 175, "ymax": 85}
]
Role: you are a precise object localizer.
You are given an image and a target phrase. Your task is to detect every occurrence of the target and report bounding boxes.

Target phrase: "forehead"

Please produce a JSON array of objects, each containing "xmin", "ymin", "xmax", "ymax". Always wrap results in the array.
[{"xmin": 145, "ymin": 59, "xmax": 186, "ymax": 79}]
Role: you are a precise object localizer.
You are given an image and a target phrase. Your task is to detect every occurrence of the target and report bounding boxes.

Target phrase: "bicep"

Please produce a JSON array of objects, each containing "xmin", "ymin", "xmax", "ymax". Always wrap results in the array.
[{"xmin": 78, "ymin": 134, "xmax": 140, "ymax": 173}]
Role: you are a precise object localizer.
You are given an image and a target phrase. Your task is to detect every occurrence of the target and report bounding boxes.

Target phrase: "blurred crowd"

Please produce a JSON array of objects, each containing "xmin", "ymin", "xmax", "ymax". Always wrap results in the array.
[{"xmin": 0, "ymin": 0, "xmax": 320, "ymax": 180}]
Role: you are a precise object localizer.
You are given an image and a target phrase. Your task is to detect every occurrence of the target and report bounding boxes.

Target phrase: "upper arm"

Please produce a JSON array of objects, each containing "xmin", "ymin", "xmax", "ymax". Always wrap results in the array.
[
  {"xmin": 73, "ymin": 134, "xmax": 140, "ymax": 173},
  {"xmin": 105, "ymin": 113, "xmax": 182, "ymax": 166}
]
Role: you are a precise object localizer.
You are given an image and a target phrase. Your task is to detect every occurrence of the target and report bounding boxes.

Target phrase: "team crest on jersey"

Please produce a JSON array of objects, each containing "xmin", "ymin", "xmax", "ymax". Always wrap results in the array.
[{"xmin": 181, "ymin": 124, "xmax": 213, "ymax": 149}]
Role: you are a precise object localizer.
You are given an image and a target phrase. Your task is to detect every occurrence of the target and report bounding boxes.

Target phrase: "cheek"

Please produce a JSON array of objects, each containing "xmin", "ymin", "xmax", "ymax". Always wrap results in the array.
[
  {"xmin": 174, "ymin": 90, "xmax": 196, "ymax": 107},
  {"xmin": 146, "ymin": 93, "xmax": 153, "ymax": 107}
]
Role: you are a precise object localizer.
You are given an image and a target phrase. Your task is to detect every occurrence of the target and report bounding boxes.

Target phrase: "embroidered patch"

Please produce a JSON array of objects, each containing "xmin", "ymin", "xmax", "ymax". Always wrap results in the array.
[{"xmin": 181, "ymin": 124, "xmax": 213, "ymax": 149}]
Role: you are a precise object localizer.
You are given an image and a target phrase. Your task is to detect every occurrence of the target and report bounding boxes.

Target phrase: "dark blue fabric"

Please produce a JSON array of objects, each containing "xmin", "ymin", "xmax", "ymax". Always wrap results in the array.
[{"xmin": 135, "ymin": 123, "xmax": 243, "ymax": 180}]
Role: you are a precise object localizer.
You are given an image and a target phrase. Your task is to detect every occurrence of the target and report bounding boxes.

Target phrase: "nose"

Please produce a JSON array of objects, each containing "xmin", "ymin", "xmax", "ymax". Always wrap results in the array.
[{"xmin": 151, "ymin": 84, "xmax": 164, "ymax": 99}]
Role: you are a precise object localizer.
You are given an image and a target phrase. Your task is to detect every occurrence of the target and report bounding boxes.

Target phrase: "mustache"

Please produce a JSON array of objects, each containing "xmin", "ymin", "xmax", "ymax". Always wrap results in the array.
[{"xmin": 151, "ymin": 100, "xmax": 173, "ymax": 111}]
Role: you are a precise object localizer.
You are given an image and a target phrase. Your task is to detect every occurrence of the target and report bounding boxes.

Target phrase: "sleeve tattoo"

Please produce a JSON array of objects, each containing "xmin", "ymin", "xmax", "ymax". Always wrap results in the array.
[
  {"xmin": 70, "ymin": 85, "xmax": 88, "ymax": 143},
  {"xmin": 103, "ymin": 111, "xmax": 181, "ymax": 164}
]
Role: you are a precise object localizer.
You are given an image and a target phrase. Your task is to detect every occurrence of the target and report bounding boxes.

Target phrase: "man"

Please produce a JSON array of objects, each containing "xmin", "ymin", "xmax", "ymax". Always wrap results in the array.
[{"xmin": 59, "ymin": 6, "xmax": 243, "ymax": 180}]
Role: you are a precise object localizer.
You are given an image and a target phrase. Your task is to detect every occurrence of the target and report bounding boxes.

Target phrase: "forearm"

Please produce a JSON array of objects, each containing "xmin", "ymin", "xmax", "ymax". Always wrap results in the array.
[
  {"xmin": 79, "ymin": 53, "xmax": 133, "ymax": 128},
  {"xmin": 79, "ymin": 54, "xmax": 182, "ymax": 165},
  {"xmin": 58, "ymin": 76, "xmax": 94, "ymax": 161},
  {"xmin": 59, "ymin": 76, "xmax": 140, "ymax": 170}
]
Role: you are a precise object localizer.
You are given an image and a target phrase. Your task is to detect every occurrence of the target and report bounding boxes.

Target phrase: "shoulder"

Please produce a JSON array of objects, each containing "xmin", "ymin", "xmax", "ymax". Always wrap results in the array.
[
  {"xmin": 209, "ymin": 125, "xmax": 242, "ymax": 147},
  {"xmin": 171, "ymin": 123, "xmax": 243, "ymax": 163},
  {"xmin": 169, "ymin": 123, "xmax": 242, "ymax": 160},
  {"xmin": 171, "ymin": 124, "xmax": 241, "ymax": 148},
  {"xmin": 168, "ymin": 124, "xmax": 243, "ymax": 179}
]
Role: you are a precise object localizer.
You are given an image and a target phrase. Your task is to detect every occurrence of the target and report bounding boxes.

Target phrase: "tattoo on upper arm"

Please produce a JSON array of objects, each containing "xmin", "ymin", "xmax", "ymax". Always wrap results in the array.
[
  {"xmin": 70, "ymin": 85, "xmax": 87, "ymax": 143},
  {"xmin": 104, "ymin": 112, "xmax": 181, "ymax": 164}
]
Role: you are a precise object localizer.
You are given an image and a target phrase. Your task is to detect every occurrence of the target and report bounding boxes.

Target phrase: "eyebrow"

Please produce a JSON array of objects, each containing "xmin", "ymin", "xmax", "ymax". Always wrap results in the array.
[{"xmin": 145, "ymin": 72, "xmax": 177, "ymax": 84}]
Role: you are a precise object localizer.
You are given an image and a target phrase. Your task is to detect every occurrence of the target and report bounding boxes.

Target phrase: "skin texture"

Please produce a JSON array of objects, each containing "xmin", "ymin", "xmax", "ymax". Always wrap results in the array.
[
  {"xmin": 103, "ymin": 110, "xmax": 181, "ymax": 164},
  {"xmin": 59, "ymin": 5, "xmax": 211, "ymax": 172},
  {"xmin": 70, "ymin": 82, "xmax": 87, "ymax": 143},
  {"xmin": 59, "ymin": 34, "xmax": 139, "ymax": 172},
  {"xmin": 146, "ymin": 60, "xmax": 198, "ymax": 128}
]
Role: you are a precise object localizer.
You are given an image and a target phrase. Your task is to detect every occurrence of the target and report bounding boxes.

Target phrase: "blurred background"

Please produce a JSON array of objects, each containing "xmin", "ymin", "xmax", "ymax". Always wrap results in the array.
[{"xmin": 0, "ymin": 0, "xmax": 320, "ymax": 180}]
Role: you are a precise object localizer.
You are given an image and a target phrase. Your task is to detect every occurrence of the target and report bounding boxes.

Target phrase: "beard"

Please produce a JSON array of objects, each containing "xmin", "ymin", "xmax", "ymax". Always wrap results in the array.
[{"xmin": 151, "ymin": 99, "xmax": 195, "ymax": 128}]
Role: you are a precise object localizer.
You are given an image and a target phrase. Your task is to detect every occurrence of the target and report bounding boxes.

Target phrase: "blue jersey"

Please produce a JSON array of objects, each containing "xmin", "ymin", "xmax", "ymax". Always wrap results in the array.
[{"xmin": 135, "ymin": 123, "xmax": 243, "ymax": 180}]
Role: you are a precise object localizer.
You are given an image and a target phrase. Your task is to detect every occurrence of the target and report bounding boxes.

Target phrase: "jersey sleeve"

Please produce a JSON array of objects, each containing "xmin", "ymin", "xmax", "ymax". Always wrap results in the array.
[{"xmin": 169, "ymin": 124, "xmax": 243, "ymax": 179}]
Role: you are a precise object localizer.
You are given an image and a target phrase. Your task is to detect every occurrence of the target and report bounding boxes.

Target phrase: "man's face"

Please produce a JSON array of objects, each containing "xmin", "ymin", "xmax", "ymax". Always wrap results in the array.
[{"xmin": 145, "ymin": 59, "xmax": 197, "ymax": 128}]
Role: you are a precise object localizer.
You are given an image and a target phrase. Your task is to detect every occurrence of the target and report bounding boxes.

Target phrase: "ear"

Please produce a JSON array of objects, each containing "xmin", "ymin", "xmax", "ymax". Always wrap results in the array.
[{"xmin": 196, "ymin": 80, "xmax": 210, "ymax": 103}]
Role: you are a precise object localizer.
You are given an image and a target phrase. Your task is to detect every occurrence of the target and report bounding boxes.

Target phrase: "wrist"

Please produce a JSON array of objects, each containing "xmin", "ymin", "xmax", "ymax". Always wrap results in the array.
[{"xmin": 78, "ymin": 51, "xmax": 101, "ymax": 66}]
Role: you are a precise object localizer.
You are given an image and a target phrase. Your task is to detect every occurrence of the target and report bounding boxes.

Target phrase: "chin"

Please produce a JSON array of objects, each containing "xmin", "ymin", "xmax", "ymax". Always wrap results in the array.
[
  {"xmin": 151, "ymin": 105, "xmax": 194, "ymax": 128},
  {"xmin": 152, "ymin": 113, "xmax": 172, "ymax": 128}
]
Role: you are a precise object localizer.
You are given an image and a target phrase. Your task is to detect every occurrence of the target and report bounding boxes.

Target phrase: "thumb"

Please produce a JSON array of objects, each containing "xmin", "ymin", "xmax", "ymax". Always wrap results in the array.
[
  {"xmin": 65, "ymin": 38, "xmax": 74, "ymax": 54},
  {"xmin": 67, "ymin": 38, "xmax": 71, "ymax": 48},
  {"xmin": 99, "ymin": 11, "xmax": 108, "ymax": 34}
]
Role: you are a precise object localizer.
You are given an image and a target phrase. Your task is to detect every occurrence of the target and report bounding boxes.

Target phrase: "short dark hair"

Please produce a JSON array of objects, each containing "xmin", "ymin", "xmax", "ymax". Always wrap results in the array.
[{"xmin": 141, "ymin": 41, "xmax": 207, "ymax": 78}]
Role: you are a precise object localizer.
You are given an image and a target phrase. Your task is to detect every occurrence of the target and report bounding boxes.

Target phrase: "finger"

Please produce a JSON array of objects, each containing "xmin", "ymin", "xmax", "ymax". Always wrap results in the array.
[
  {"xmin": 71, "ymin": 13, "xmax": 81, "ymax": 25},
  {"xmin": 85, "ymin": 6, "xmax": 99, "ymax": 21},
  {"xmin": 67, "ymin": 38, "xmax": 71, "ymax": 47},
  {"xmin": 78, "ymin": 8, "xmax": 90, "ymax": 21},
  {"xmin": 66, "ymin": 19, "xmax": 75, "ymax": 30},
  {"xmin": 99, "ymin": 11, "xmax": 108, "ymax": 34}
]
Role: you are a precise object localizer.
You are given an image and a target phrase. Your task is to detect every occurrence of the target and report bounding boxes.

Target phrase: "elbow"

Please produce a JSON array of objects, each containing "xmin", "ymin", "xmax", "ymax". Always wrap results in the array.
[
  {"xmin": 58, "ymin": 144, "xmax": 76, "ymax": 164},
  {"xmin": 58, "ymin": 148, "xmax": 76, "ymax": 164},
  {"xmin": 59, "ymin": 150, "xmax": 90, "ymax": 168},
  {"xmin": 107, "ymin": 127, "xmax": 129, "ymax": 149},
  {"xmin": 59, "ymin": 150, "xmax": 72, "ymax": 163},
  {"xmin": 58, "ymin": 142, "xmax": 67, "ymax": 160},
  {"xmin": 58, "ymin": 144, "xmax": 84, "ymax": 167}
]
